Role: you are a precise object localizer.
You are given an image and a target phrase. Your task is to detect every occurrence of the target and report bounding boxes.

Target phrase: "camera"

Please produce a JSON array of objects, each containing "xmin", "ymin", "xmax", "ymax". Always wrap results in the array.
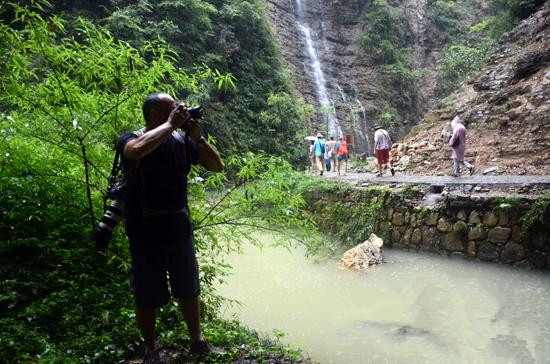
[
  {"xmin": 187, "ymin": 105, "xmax": 203, "ymax": 119},
  {"xmin": 176, "ymin": 102, "xmax": 203, "ymax": 120},
  {"xmin": 92, "ymin": 198, "xmax": 126, "ymax": 252}
]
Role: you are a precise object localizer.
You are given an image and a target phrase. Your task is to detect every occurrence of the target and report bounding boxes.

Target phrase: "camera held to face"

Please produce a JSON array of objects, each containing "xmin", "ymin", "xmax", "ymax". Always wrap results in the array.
[{"xmin": 177, "ymin": 102, "xmax": 202, "ymax": 120}]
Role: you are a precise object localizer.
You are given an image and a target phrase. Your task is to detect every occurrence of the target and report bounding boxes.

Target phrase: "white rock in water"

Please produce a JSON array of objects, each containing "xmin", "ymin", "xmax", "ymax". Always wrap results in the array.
[{"xmin": 338, "ymin": 233, "xmax": 384, "ymax": 272}]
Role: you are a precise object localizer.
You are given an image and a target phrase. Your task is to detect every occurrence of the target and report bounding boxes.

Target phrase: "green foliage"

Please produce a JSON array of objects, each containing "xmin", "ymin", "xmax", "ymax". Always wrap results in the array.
[
  {"xmin": 298, "ymin": 179, "xmax": 392, "ymax": 249},
  {"xmin": 89, "ymin": 0, "xmax": 308, "ymax": 161},
  {"xmin": 360, "ymin": 0, "xmax": 418, "ymax": 127},
  {"xmin": 436, "ymin": 41, "xmax": 494, "ymax": 97},
  {"xmin": 520, "ymin": 200, "xmax": 550, "ymax": 244},
  {"xmin": 0, "ymin": 2, "xmax": 314, "ymax": 362},
  {"xmin": 426, "ymin": 0, "xmax": 466, "ymax": 46},
  {"xmin": 360, "ymin": 0, "xmax": 411, "ymax": 65},
  {"xmin": 495, "ymin": 197, "xmax": 522, "ymax": 212}
]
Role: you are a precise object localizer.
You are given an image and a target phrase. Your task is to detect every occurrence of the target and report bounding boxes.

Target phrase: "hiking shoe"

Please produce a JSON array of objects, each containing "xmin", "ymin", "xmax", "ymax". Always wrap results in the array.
[
  {"xmin": 469, "ymin": 166, "xmax": 475, "ymax": 176},
  {"xmin": 189, "ymin": 340, "xmax": 224, "ymax": 356},
  {"xmin": 390, "ymin": 167, "xmax": 395, "ymax": 176}
]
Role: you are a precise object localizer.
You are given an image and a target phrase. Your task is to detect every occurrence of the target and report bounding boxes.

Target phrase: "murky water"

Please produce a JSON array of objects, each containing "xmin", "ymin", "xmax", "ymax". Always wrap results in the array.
[{"xmin": 216, "ymin": 239, "xmax": 550, "ymax": 364}]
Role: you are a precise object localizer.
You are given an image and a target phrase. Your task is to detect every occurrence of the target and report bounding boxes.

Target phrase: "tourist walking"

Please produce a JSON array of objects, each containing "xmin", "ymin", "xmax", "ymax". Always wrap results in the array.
[
  {"xmin": 308, "ymin": 140, "xmax": 316, "ymax": 174},
  {"xmin": 449, "ymin": 116, "xmax": 474, "ymax": 177},
  {"xmin": 335, "ymin": 136, "xmax": 349, "ymax": 176},
  {"xmin": 374, "ymin": 124, "xmax": 394, "ymax": 177},
  {"xmin": 325, "ymin": 136, "xmax": 337, "ymax": 172},
  {"xmin": 313, "ymin": 133, "xmax": 326, "ymax": 176}
]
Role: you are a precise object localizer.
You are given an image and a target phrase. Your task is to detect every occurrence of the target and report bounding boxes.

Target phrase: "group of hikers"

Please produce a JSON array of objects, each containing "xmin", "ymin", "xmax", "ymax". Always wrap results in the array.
[
  {"xmin": 309, "ymin": 116, "xmax": 475, "ymax": 178},
  {"xmin": 308, "ymin": 124, "xmax": 395, "ymax": 177},
  {"xmin": 309, "ymin": 134, "xmax": 350, "ymax": 176}
]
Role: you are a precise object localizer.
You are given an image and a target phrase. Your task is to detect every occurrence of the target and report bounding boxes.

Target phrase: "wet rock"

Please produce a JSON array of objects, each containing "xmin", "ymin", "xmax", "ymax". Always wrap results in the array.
[
  {"xmin": 442, "ymin": 232, "xmax": 466, "ymax": 251},
  {"xmin": 402, "ymin": 228, "xmax": 412, "ymax": 246},
  {"xmin": 437, "ymin": 218, "xmax": 452, "ymax": 232},
  {"xmin": 511, "ymin": 225, "xmax": 522, "ymax": 241},
  {"xmin": 488, "ymin": 227, "xmax": 512, "ymax": 243},
  {"xmin": 467, "ymin": 241, "xmax": 477, "ymax": 257},
  {"xmin": 420, "ymin": 226, "xmax": 438, "ymax": 251},
  {"xmin": 424, "ymin": 212, "xmax": 439, "ymax": 226},
  {"xmin": 501, "ymin": 242, "xmax": 526, "ymax": 263},
  {"xmin": 478, "ymin": 241, "xmax": 500, "ymax": 261},
  {"xmin": 392, "ymin": 212, "xmax": 406, "ymax": 226},
  {"xmin": 391, "ymin": 229, "xmax": 401, "ymax": 244},
  {"xmin": 528, "ymin": 252, "xmax": 548, "ymax": 269},
  {"xmin": 457, "ymin": 209, "xmax": 467, "ymax": 221},
  {"xmin": 338, "ymin": 233, "xmax": 384, "ymax": 272},
  {"xmin": 483, "ymin": 212, "xmax": 499, "ymax": 228},
  {"xmin": 453, "ymin": 221, "xmax": 468, "ymax": 234},
  {"xmin": 468, "ymin": 226, "xmax": 488, "ymax": 241},
  {"xmin": 469, "ymin": 211, "xmax": 482, "ymax": 224},
  {"xmin": 411, "ymin": 228, "xmax": 422, "ymax": 245},
  {"xmin": 498, "ymin": 210, "xmax": 509, "ymax": 226}
]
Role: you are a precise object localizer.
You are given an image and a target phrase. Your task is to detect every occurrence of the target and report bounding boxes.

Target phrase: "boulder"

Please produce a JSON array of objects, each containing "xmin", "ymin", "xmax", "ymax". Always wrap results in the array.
[
  {"xmin": 469, "ymin": 211, "xmax": 482, "ymax": 224},
  {"xmin": 488, "ymin": 227, "xmax": 512, "ymax": 243},
  {"xmin": 483, "ymin": 212, "xmax": 499, "ymax": 228},
  {"xmin": 501, "ymin": 242, "xmax": 526, "ymax": 263},
  {"xmin": 437, "ymin": 218, "xmax": 452, "ymax": 232},
  {"xmin": 338, "ymin": 234, "xmax": 384, "ymax": 272},
  {"xmin": 468, "ymin": 226, "xmax": 488, "ymax": 241}
]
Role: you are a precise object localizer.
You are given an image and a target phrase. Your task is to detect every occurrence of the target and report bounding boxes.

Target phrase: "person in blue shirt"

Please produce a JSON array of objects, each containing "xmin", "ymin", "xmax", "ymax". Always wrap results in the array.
[{"xmin": 313, "ymin": 133, "xmax": 327, "ymax": 176}]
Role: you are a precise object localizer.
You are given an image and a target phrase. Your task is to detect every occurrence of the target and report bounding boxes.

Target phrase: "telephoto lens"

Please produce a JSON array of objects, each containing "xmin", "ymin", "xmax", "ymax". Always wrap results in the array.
[{"xmin": 92, "ymin": 199, "xmax": 126, "ymax": 251}]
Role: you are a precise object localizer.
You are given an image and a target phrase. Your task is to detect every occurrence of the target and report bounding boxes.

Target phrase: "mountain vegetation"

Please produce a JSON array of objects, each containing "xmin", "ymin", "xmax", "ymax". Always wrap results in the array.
[{"xmin": 0, "ymin": 0, "xmax": 317, "ymax": 361}]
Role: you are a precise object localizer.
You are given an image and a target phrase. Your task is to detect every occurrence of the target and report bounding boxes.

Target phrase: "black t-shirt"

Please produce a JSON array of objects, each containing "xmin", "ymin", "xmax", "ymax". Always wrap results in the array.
[{"xmin": 118, "ymin": 130, "xmax": 200, "ymax": 216}]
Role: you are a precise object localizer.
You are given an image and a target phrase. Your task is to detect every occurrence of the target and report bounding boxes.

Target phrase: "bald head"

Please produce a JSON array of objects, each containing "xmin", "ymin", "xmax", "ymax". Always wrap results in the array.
[{"xmin": 142, "ymin": 92, "xmax": 176, "ymax": 126}]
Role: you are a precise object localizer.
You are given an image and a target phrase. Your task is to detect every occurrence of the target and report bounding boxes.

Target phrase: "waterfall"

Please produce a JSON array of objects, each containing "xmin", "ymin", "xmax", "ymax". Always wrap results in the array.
[
  {"xmin": 294, "ymin": 0, "xmax": 342, "ymax": 139},
  {"xmin": 352, "ymin": 85, "xmax": 372, "ymax": 155}
]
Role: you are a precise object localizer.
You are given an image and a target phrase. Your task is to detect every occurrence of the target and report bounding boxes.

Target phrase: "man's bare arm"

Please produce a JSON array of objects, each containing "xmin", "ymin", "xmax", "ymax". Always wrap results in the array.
[
  {"xmin": 124, "ymin": 105, "xmax": 188, "ymax": 160},
  {"xmin": 197, "ymin": 141, "xmax": 224, "ymax": 172}
]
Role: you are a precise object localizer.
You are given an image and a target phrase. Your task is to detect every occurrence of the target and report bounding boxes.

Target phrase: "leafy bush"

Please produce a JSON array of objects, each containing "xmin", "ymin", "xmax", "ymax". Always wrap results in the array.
[
  {"xmin": 436, "ymin": 41, "xmax": 494, "ymax": 97},
  {"xmin": 0, "ymin": 2, "xmax": 316, "ymax": 361}
]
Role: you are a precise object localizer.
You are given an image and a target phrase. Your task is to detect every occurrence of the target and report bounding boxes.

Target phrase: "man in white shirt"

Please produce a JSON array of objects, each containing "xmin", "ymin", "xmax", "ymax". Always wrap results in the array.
[{"xmin": 374, "ymin": 124, "xmax": 394, "ymax": 177}]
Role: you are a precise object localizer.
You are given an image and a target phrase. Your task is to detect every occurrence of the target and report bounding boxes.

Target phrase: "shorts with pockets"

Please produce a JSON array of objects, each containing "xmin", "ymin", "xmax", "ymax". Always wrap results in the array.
[{"xmin": 126, "ymin": 212, "xmax": 200, "ymax": 308}]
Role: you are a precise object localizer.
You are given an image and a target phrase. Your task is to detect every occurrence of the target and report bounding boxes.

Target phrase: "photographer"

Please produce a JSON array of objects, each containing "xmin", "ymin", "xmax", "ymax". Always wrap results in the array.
[{"xmin": 118, "ymin": 92, "xmax": 223, "ymax": 360}]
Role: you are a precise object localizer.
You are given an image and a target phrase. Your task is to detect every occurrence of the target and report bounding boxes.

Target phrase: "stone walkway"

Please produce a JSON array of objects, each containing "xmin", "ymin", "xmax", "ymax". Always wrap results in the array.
[{"xmin": 323, "ymin": 171, "xmax": 550, "ymax": 188}]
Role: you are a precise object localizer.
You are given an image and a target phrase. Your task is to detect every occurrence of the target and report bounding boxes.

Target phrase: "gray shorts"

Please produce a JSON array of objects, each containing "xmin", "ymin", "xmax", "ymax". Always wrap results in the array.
[{"xmin": 126, "ymin": 213, "xmax": 200, "ymax": 308}]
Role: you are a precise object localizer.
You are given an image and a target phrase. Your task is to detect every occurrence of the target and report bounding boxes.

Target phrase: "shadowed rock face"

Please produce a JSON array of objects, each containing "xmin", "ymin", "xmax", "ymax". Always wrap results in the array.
[{"xmin": 401, "ymin": 3, "xmax": 550, "ymax": 176}]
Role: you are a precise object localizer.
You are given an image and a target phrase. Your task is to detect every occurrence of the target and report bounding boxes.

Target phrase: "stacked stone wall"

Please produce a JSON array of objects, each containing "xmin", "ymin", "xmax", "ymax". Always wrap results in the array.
[{"xmin": 305, "ymin": 188, "xmax": 550, "ymax": 270}]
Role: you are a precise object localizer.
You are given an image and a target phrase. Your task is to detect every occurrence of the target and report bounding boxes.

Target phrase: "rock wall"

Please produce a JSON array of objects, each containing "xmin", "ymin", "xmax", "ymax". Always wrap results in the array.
[
  {"xmin": 262, "ymin": 0, "xmax": 486, "ymax": 145},
  {"xmin": 305, "ymin": 186, "xmax": 550, "ymax": 269},
  {"xmin": 402, "ymin": 4, "xmax": 550, "ymax": 176},
  {"xmin": 263, "ymin": 0, "xmax": 435, "ymax": 144}
]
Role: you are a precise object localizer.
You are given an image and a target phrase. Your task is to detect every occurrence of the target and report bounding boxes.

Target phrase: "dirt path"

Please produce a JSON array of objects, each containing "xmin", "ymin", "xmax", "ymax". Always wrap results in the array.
[{"xmin": 324, "ymin": 171, "xmax": 550, "ymax": 188}]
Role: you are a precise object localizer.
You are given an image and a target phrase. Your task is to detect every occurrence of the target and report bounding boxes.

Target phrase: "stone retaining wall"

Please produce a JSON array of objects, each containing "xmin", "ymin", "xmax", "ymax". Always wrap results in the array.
[{"xmin": 304, "ymin": 186, "xmax": 550, "ymax": 270}]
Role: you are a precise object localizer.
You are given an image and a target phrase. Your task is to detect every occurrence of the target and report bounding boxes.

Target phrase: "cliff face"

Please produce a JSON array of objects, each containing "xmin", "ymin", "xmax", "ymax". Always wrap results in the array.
[
  {"xmin": 399, "ymin": 4, "xmax": 550, "ymax": 175},
  {"xmin": 263, "ymin": 0, "xmax": 461, "ymax": 152}
]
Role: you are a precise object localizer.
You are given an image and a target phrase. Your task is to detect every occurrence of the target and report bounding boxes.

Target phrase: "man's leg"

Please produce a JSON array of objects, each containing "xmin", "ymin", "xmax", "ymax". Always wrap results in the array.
[
  {"xmin": 463, "ymin": 160, "xmax": 474, "ymax": 174},
  {"xmin": 453, "ymin": 159, "xmax": 460, "ymax": 176},
  {"xmin": 343, "ymin": 158, "xmax": 348, "ymax": 175},
  {"xmin": 136, "ymin": 305, "xmax": 157, "ymax": 354},
  {"xmin": 316, "ymin": 157, "xmax": 324, "ymax": 175},
  {"xmin": 179, "ymin": 296, "xmax": 203, "ymax": 343}
]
